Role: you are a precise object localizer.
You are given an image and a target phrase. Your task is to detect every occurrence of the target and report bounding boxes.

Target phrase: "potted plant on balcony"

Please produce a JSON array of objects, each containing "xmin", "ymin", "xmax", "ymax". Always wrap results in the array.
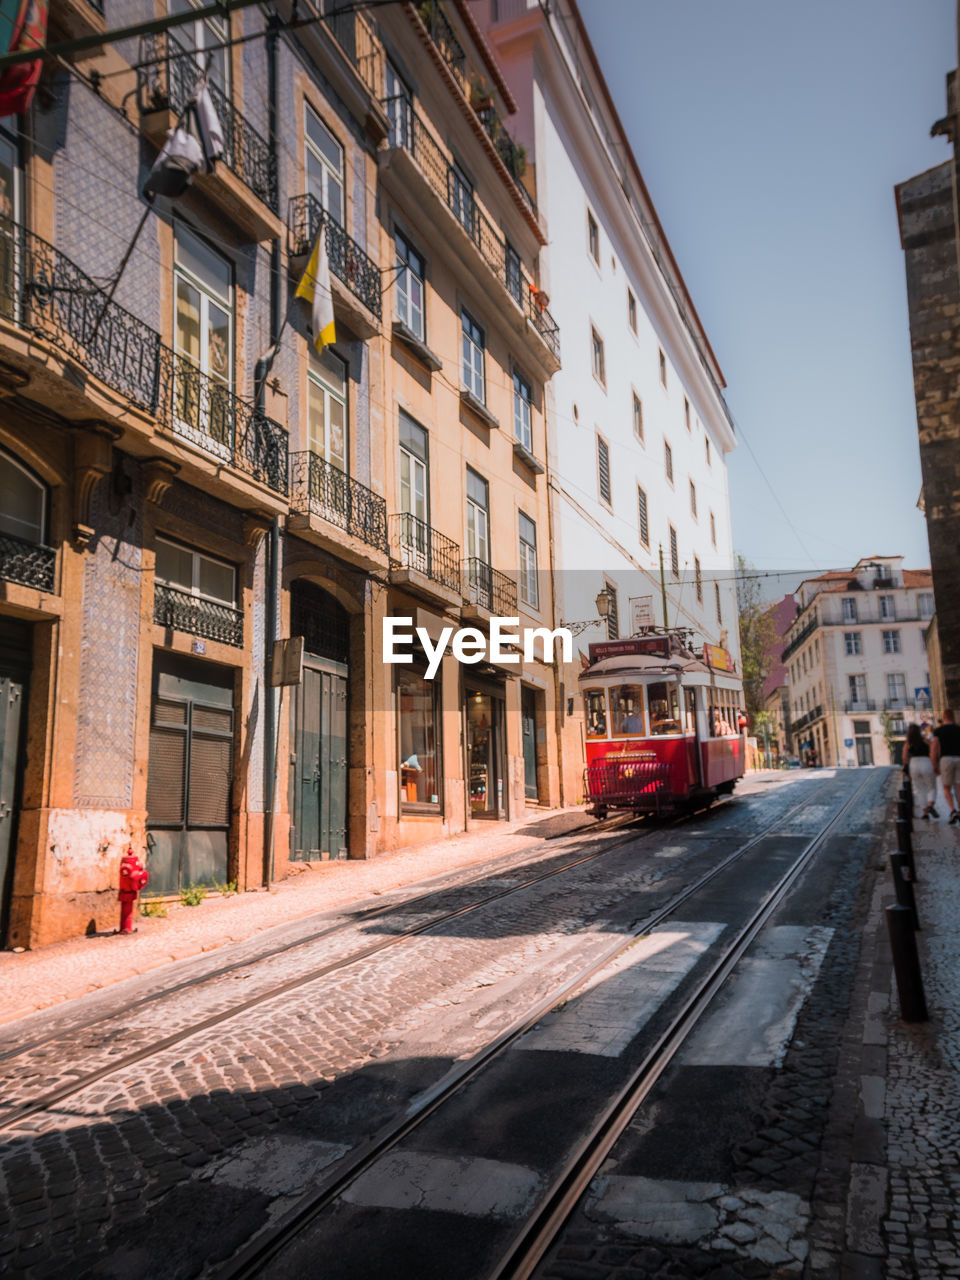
[{"xmin": 469, "ymin": 72, "xmax": 493, "ymax": 113}]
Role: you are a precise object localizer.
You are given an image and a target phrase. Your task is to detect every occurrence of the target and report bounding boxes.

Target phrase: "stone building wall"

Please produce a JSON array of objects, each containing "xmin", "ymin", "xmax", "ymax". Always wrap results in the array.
[{"xmin": 897, "ymin": 155, "xmax": 960, "ymax": 709}]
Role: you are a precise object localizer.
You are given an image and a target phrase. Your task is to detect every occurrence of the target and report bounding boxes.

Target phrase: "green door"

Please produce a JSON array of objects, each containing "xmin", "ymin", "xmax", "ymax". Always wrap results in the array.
[
  {"xmin": 521, "ymin": 686, "xmax": 539, "ymax": 802},
  {"xmin": 292, "ymin": 660, "xmax": 347, "ymax": 860},
  {"xmin": 0, "ymin": 616, "xmax": 30, "ymax": 943},
  {"xmin": 146, "ymin": 654, "xmax": 234, "ymax": 894}
]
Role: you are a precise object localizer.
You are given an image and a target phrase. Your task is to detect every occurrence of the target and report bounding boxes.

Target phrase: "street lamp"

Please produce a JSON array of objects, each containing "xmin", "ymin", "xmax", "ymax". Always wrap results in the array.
[{"xmin": 561, "ymin": 588, "xmax": 614, "ymax": 637}]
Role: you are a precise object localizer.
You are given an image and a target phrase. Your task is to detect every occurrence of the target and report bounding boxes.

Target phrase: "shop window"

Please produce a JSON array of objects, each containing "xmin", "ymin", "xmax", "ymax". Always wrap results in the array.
[{"xmin": 398, "ymin": 666, "xmax": 440, "ymax": 807}]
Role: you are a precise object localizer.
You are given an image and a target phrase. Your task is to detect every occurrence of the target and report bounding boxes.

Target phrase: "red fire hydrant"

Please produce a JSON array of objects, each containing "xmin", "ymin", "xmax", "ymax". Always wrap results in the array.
[{"xmin": 118, "ymin": 847, "xmax": 149, "ymax": 935}]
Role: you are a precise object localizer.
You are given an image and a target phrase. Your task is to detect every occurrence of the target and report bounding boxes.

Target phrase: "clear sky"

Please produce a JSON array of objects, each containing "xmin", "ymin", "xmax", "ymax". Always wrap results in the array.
[{"xmin": 579, "ymin": 0, "xmax": 954, "ymax": 586}]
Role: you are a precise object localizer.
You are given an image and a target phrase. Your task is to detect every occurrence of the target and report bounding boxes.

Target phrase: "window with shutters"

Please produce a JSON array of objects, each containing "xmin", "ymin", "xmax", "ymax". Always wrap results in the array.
[
  {"xmin": 632, "ymin": 391, "xmax": 643, "ymax": 443},
  {"xmin": 669, "ymin": 524, "xmax": 679, "ymax": 576},
  {"xmin": 705, "ymin": 436, "xmax": 711, "ymax": 466},
  {"xmin": 664, "ymin": 439, "xmax": 673, "ymax": 484},
  {"xmin": 694, "ymin": 556, "xmax": 702, "ymax": 603},
  {"xmin": 689, "ymin": 479, "xmax": 697, "ymax": 519},
  {"xmin": 597, "ymin": 435, "xmax": 611, "ymax": 505},
  {"xmin": 146, "ymin": 696, "xmax": 234, "ymax": 832},
  {"xmin": 604, "ymin": 580, "xmax": 619, "ymax": 640},
  {"xmin": 684, "ymin": 397, "xmax": 691, "ymax": 431},
  {"xmin": 637, "ymin": 485, "xmax": 649, "ymax": 546},
  {"xmin": 591, "ymin": 327, "xmax": 605, "ymax": 386},
  {"xmin": 710, "ymin": 510, "xmax": 716, "ymax": 547},
  {"xmin": 658, "ymin": 348, "xmax": 667, "ymax": 387},
  {"xmin": 587, "ymin": 209, "xmax": 599, "ymax": 263},
  {"xmin": 627, "ymin": 288, "xmax": 637, "ymax": 333},
  {"xmin": 715, "ymin": 581, "xmax": 722, "ymax": 625}
]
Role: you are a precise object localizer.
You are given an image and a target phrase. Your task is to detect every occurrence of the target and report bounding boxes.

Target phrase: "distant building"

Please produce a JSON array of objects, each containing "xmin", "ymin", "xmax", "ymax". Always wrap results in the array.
[
  {"xmin": 896, "ymin": 69, "xmax": 960, "ymax": 714},
  {"xmin": 763, "ymin": 594, "xmax": 797, "ymax": 761},
  {"xmin": 781, "ymin": 558, "xmax": 933, "ymax": 767}
]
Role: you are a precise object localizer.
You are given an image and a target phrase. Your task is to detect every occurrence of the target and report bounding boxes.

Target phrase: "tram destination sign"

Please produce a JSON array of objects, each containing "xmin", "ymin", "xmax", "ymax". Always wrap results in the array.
[{"xmin": 588, "ymin": 637, "xmax": 670, "ymax": 661}]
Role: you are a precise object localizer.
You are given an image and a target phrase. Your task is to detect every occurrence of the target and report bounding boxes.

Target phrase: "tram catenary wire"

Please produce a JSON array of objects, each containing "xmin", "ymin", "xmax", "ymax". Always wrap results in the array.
[{"xmin": 212, "ymin": 772, "xmax": 867, "ymax": 1279}]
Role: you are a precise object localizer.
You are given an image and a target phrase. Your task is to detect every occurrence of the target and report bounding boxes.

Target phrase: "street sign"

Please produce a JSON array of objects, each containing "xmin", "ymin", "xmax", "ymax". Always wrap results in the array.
[
  {"xmin": 629, "ymin": 595, "xmax": 654, "ymax": 630},
  {"xmin": 844, "ymin": 738, "xmax": 854, "ymax": 748},
  {"xmin": 915, "ymin": 687, "xmax": 931, "ymax": 703},
  {"xmin": 271, "ymin": 636, "xmax": 305, "ymax": 687}
]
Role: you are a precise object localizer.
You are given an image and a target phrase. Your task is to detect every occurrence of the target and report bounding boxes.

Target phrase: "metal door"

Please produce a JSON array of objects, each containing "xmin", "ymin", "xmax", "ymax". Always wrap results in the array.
[
  {"xmin": 146, "ymin": 656, "xmax": 234, "ymax": 893},
  {"xmin": 0, "ymin": 669, "xmax": 26, "ymax": 941},
  {"xmin": 521, "ymin": 687, "xmax": 539, "ymax": 801},
  {"xmin": 292, "ymin": 661, "xmax": 347, "ymax": 860}
]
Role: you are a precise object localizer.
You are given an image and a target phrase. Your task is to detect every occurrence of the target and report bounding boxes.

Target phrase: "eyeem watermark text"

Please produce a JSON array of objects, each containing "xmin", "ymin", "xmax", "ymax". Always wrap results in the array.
[{"xmin": 383, "ymin": 617, "xmax": 573, "ymax": 679}]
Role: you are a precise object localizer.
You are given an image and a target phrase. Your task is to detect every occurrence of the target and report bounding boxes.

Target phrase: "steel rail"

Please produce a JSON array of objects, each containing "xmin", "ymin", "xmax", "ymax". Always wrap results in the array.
[
  {"xmin": 213, "ymin": 775, "xmax": 856, "ymax": 1279},
  {"xmin": 491, "ymin": 768, "xmax": 879, "ymax": 1280},
  {"xmin": 0, "ymin": 808, "xmax": 665, "ymax": 1070},
  {"xmin": 0, "ymin": 798, "xmax": 734, "ymax": 1128}
]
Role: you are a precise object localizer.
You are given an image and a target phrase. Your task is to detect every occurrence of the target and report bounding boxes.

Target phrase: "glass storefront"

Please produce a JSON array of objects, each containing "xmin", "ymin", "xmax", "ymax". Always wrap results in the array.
[
  {"xmin": 398, "ymin": 666, "xmax": 440, "ymax": 807},
  {"xmin": 466, "ymin": 686, "xmax": 504, "ymax": 817}
]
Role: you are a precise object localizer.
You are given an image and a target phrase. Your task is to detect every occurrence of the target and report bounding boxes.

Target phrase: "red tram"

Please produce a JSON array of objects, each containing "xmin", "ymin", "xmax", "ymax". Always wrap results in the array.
[{"xmin": 579, "ymin": 630, "xmax": 746, "ymax": 818}]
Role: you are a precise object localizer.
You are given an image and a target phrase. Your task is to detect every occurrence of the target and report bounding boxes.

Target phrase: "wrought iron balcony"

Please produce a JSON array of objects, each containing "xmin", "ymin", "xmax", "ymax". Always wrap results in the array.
[
  {"xmin": 0, "ymin": 217, "xmax": 288, "ymax": 496},
  {"xmin": 462, "ymin": 558, "xmax": 517, "ymax": 614},
  {"xmin": 154, "ymin": 583, "xmax": 243, "ymax": 647},
  {"xmin": 290, "ymin": 451, "xmax": 388, "ymax": 554},
  {"xmin": 843, "ymin": 699, "xmax": 877, "ymax": 713},
  {"xmin": 389, "ymin": 513, "xmax": 461, "ymax": 594},
  {"xmin": 780, "ymin": 615, "xmax": 819, "ymax": 661},
  {"xmin": 287, "ymin": 194, "xmax": 382, "ymax": 320},
  {"xmin": 475, "ymin": 104, "xmax": 537, "ymax": 217},
  {"xmin": 323, "ymin": 3, "xmax": 383, "ymax": 98},
  {"xmin": 155, "ymin": 350, "xmax": 289, "ymax": 495},
  {"xmin": 137, "ymin": 32, "xmax": 278, "ymax": 214},
  {"xmin": 383, "ymin": 97, "xmax": 560, "ymax": 363},
  {"xmin": 416, "ymin": 1, "xmax": 466, "ymax": 92},
  {"xmin": 884, "ymin": 698, "xmax": 917, "ymax": 711},
  {"xmin": 0, "ymin": 531, "xmax": 56, "ymax": 592}
]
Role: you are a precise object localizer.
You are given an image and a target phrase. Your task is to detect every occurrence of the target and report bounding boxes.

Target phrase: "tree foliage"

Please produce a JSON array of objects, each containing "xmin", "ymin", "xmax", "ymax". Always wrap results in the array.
[{"xmin": 736, "ymin": 555, "xmax": 779, "ymax": 727}]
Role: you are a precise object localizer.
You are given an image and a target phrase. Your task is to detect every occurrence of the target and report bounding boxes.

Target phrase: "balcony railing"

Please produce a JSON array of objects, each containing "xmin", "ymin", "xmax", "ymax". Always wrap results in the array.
[
  {"xmin": 843, "ymin": 699, "xmax": 876, "ymax": 713},
  {"xmin": 287, "ymin": 195, "xmax": 382, "ymax": 320},
  {"xmin": 154, "ymin": 583, "xmax": 244, "ymax": 647},
  {"xmin": 781, "ymin": 615, "xmax": 818, "ymax": 661},
  {"xmin": 0, "ymin": 531, "xmax": 56, "ymax": 592},
  {"xmin": 0, "ymin": 217, "xmax": 288, "ymax": 496},
  {"xmin": 462, "ymin": 558, "xmax": 517, "ymax": 614},
  {"xmin": 383, "ymin": 97, "xmax": 560, "ymax": 362},
  {"xmin": 324, "ymin": 4, "xmax": 383, "ymax": 99},
  {"xmin": 884, "ymin": 698, "xmax": 917, "ymax": 711},
  {"xmin": 156, "ymin": 349, "xmax": 289, "ymax": 495},
  {"xmin": 138, "ymin": 32, "xmax": 278, "ymax": 214},
  {"xmin": 290, "ymin": 451, "xmax": 388, "ymax": 554},
  {"xmin": 389, "ymin": 513, "xmax": 460, "ymax": 594},
  {"xmin": 475, "ymin": 104, "xmax": 537, "ymax": 217},
  {"xmin": 417, "ymin": 1, "xmax": 466, "ymax": 92}
]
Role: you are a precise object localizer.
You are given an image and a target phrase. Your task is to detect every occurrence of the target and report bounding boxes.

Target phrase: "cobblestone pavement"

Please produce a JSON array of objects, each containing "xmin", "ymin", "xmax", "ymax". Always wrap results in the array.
[
  {"xmin": 0, "ymin": 774, "xmax": 839, "ymax": 1278},
  {"xmin": 533, "ymin": 768, "xmax": 960, "ymax": 1280}
]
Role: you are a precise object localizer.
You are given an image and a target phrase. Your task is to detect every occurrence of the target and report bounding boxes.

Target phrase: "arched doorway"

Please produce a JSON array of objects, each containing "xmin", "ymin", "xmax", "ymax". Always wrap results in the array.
[{"xmin": 289, "ymin": 581, "xmax": 350, "ymax": 860}]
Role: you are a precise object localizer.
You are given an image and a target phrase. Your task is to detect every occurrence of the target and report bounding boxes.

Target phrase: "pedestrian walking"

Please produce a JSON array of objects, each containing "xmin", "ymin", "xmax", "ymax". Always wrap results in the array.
[
  {"xmin": 931, "ymin": 708, "xmax": 960, "ymax": 825},
  {"xmin": 903, "ymin": 722, "xmax": 938, "ymax": 819}
]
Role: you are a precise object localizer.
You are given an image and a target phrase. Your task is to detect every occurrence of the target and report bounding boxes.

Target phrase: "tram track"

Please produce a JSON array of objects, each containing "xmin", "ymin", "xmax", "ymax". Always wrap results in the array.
[
  {"xmin": 0, "ymin": 796, "xmax": 745, "ymax": 1131},
  {"xmin": 211, "ymin": 770, "xmax": 874, "ymax": 1279}
]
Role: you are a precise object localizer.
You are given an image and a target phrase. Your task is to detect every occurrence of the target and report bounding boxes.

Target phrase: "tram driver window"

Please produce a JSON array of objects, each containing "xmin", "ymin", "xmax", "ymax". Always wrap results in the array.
[
  {"xmin": 647, "ymin": 681, "xmax": 681, "ymax": 735},
  {"xmin": 611, "ymin": 684, "xmax": 645, "ymax": 736},
  {"xmin": 584, "ymin": 688, "xmax": 607, "ymax": 738}
]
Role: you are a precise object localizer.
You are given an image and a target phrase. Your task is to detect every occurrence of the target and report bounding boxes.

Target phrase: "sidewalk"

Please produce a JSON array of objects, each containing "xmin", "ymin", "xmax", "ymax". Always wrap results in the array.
[
  {"xmin": 0, "ymin": 805, "xmax": 595, "ymax": 1025},
  {"xmin": 843, "ymin": 791, "xmax": 960, "ymax": 1277}
]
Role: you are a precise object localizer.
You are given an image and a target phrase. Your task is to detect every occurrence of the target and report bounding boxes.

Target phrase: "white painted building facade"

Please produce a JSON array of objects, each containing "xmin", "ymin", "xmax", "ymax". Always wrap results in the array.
[
  {"xmin": 483, "ymin": 0, "xmax": 740, "ymax": 798},
  {"xmin": 782, "ymin": 557, "xmax": 934, "ymax": 767}
]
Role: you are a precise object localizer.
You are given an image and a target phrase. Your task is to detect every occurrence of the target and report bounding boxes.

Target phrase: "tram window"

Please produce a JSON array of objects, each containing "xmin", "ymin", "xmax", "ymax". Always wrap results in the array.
[
  {"xmin": 611, "ymin": 684, "xmax": 645, "ymax": 736},
  {"xmin": 647, "ymin": 681, "xmax": 681, "ymax": 735},
  {"xmin": 584, "ymin": 688, "xmax": 608, "ymax": 738}
]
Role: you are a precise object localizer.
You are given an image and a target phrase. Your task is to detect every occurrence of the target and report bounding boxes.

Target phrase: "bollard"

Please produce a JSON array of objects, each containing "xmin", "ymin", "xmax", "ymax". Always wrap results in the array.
[
  {"xmin": 889, "ymin": 851, "xmax": 920, "ymax": 931},
  {"xmin": 895, "ymin": 817, "xmax": 917, "ymax": 882},
  {"xmin": 897, "ymin": 796, "xmax": 913, "ymax": 831},
  {"xmin": 885, "ymin": 903, "xmax": 928, "ymax": 1022}
]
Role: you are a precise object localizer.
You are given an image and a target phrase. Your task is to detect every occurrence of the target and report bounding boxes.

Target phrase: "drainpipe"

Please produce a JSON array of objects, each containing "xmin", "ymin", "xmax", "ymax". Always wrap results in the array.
[{"xmin": 259, "ymin": 9, "xmax": 282, "ymax": 887}]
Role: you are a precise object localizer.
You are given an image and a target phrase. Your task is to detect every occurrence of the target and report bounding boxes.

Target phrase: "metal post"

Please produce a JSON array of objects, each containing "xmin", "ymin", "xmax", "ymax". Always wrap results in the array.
[
  {"xmin": 895, "ymin": 817, "xmax": 917, "ymax": 882},
  {"xmin": 889, "ymin": 851, "xmax": 920, "ymax": 931},
  {"xmin": 885, "ymin": 903, "xmax": 928, "ymax": 1022},
  {"xmin": 897, "ymin": 796, "xmax": 913, "ymax": 831}
]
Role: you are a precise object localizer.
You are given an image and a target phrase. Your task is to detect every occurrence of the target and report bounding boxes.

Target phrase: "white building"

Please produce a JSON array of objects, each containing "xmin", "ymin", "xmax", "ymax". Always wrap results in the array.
[
  {"xmin": 782, "ymin": 557, "xmax": 934, "ymax": 767},
  {"xmin": 482, "ymin": 0, "xmax": 740, "ymax": 799}
]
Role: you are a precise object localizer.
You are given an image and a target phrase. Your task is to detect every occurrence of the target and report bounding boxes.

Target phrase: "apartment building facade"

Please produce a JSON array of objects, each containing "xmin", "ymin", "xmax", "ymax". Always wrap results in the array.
[
  {"xmin": 0, "ymin": 0, "xmax": 561, "ymax": 946},
  {"xmin": 481, "ymin": 0, "xmax": 741, "ymax": 801},
  {"xmin": 781, "ymin": 557, "xmax": 933, "ymax": 768}
]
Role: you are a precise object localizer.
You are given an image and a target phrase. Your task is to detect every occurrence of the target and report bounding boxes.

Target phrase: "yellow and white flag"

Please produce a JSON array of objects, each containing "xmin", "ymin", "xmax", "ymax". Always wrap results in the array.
[{"xmin": 295, "ymin": 227, "xmax": 336, "ymax": 354}]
